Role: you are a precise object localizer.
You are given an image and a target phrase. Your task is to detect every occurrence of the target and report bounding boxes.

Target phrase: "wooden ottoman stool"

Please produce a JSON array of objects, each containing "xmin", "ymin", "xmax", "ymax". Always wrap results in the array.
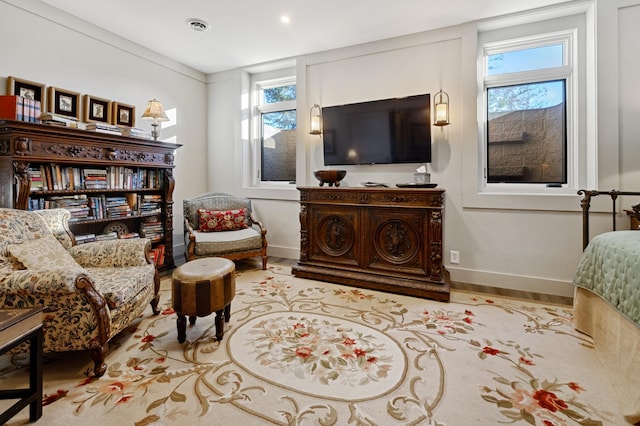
[{"xmin": 171, "ymin": 257, "xmax": 236, "ymax": 343}]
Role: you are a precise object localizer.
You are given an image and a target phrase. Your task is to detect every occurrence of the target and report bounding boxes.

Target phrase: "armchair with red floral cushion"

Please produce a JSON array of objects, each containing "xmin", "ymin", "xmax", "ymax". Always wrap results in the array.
[{"xmin": 183, "ymin": 192, "xmax": 268, "ymax": 269}]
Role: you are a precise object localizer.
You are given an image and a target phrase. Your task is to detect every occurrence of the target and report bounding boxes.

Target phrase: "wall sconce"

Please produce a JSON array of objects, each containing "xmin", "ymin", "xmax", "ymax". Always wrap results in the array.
[
  {"xmin": 433, "ymin": 90, "xmax": 450, "ymax": 127},
  {"xmin": 141, "ymin": 99, "xmax": 169, "ymax": 140},
  {"xmin": 309, "ymin": 104, "xmax": 322, "ymax": 135}
]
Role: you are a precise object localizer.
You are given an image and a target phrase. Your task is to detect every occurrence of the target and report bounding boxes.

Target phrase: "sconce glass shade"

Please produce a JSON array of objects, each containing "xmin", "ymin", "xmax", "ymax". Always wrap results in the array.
[
  {"xmin": 433, "ymin": 90, "xmax": 450, "ymax": 126},
  {"xmin": 141, "ymin": 99, "xmax": 169, "ymax": 140},
  {"xmin": 309, "ymin": 103, "xmax": 322, "ymax": 135}
]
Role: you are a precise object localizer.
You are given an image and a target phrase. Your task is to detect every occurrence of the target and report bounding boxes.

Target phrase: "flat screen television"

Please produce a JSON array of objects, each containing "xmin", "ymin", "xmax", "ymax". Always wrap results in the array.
[{"xmin": 322, "ymin": 94, "xmax": 431, "ymax": 166}]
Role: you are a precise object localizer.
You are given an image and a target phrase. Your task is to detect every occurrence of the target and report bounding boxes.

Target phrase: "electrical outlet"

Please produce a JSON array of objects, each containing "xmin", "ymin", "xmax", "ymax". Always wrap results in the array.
[{"xmin": 450, "ymin": 250, "xmax": 460, "ymax": 264}]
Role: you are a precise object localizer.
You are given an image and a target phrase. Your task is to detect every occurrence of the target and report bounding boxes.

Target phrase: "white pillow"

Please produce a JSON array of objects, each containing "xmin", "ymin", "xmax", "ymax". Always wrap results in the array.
[{"xmin": 7, "ymin": 235, "xmax": 82, "ymax": 270}]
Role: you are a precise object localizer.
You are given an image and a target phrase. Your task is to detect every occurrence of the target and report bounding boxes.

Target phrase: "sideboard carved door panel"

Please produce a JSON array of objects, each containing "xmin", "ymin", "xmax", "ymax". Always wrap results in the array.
[
  {"xmin": 365, "ymin": 207, "xmax": 430, "ymax": 277},
  {"xmin": 309, "ymin": 206, "xmax": 359, "ymax": 268},
  {"xmin": 293, "ymin": 187, "xmax": 449, "ymax": 301}
]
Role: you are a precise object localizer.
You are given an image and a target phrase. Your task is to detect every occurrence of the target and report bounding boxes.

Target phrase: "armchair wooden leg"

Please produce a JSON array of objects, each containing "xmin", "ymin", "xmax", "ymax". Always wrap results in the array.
[
  {"xmin": 262, "ymin": 256, "xmax": 268, "ymax": 270},
  {"xmin": 89, "ymin": 345, "xmax": 108, "ymax": 377},
  {"xmin": 150, "ymin": 273, "xmax": 161, "ymax": 315}
]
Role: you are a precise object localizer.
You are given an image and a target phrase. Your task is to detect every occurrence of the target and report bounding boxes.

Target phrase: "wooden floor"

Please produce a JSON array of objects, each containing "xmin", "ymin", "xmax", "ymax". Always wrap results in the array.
[{"xmin": 234, "ymin": 257, "xmax": 574, "ymax": 306}]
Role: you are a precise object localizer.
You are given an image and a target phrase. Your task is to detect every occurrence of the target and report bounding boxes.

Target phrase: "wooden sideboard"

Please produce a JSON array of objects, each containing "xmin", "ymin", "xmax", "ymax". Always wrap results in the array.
[
  {"xmin": 0, "ymin": 120, "xmax": 181, "ymax": 270},
  {"xmin": 292, "ymin": 186, "xmax": 449, "ymax": 301}
]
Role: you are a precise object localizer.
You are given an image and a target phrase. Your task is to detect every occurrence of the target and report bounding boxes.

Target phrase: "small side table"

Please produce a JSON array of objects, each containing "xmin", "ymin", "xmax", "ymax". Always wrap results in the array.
[{"xmin": 0, "ymin": 307, "xmax": 45, "ymax": 424}]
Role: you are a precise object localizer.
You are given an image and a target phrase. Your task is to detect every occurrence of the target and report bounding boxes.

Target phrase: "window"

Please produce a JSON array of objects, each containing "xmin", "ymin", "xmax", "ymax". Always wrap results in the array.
[
  {"xmin": 482, "ymin": 32, "xmax": 573, "ymax": 187},
  {"xmin": 253, "ymin": 77, "xmax": 297, "ymax": 184}
]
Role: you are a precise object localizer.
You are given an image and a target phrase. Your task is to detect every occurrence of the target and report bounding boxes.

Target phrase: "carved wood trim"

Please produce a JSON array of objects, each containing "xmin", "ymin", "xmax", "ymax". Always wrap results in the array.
[
  {"xmin": 294, "ymin": 187, "xmax": 449, "ymax": 301},
  {"xmin": 75, "ymin": 274, "xmax": 110, "ymax": 345},
  {"xmin": 13, "ymin": 161, "xmax": 30, "ymax": 210}
]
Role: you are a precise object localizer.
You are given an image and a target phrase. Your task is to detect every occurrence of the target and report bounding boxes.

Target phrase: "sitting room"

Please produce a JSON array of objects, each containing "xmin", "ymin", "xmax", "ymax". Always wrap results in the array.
[{"xmin": 0, "ymin": 0, "xmax": 638, "ymax": 424}]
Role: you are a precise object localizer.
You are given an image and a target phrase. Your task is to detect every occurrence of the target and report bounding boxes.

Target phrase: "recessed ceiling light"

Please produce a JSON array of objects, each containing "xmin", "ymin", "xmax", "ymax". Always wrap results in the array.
[
  {"xmin": 280, "ymin": 15, "xmax": 290, "ymax": 24},
  {"xmin": 187, "ymin": 18, "xmax": 210, "ymax": 32}
]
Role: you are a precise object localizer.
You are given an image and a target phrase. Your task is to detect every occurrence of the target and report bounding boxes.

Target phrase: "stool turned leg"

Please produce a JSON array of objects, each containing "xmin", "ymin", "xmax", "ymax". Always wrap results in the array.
[
  {"xmin": 177, "ymin": 315, "xmax": 187, "ymax": 343},
  {"xmin": 189, "ymin": 316, "xmax": 197, "ymax": 325},
  {"xmin": 224, "ymin": 304, "xmax": 231, "ymax": 322},
  {"xmin": 215, "ymin": 309, "xmax": 225, "ymax": 341}
]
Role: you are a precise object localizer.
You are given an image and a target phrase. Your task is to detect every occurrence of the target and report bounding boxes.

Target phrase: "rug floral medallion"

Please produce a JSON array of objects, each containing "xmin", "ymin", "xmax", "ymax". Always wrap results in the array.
[{"xmin": 0, "ymin": 265, "xmax": 625, "ymax": 425}]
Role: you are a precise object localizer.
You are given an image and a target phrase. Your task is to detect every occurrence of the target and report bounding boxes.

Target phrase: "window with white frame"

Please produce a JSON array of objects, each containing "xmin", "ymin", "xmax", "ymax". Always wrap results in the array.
[
  {"xmin": 482, "ymin": 31, "xmax": 574, "ymax": 188},
  {"xmin": 252, "ymin": 77, "xmax": 297, "ymax": 184}
]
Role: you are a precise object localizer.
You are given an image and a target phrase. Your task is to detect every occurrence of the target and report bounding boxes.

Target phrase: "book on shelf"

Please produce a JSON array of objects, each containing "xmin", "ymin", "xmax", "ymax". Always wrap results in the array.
[
  {"xmin": 85, "ymin": 122, "xmax": 121, "ymax": 134},
  {"xmin": 140, "ymin": 216, "xmax": 164, "ymax": 242},
  {"xmin": 75, "ymin": 233, "xmax": 97, "ymax": 244},
  {"xmin": 0, "ymin": 95, "xmax": 41, "ymax": 123},
  {"xmin": 27, "ymin": 165, "xmax": 163, "ymax": 192},
  {"xmin": 82, "ymin": 168, "xmax": 108, "ymax": 189},
  {"xmin": 39, "ymin": 113, "xmax": 78, "ymax": 128},
  {"xmin": 27, "ymin": 167, "xmax": 44, "ymax": 191},
  {"xmin": 118, "ymin": 126, "xmax": 152, "ymax": 139},
  {"xmin": 149, "ymin": 244, "xmax": 165, "ymax": 266},
  {"xmin": 119, "ymin": 232, "xmax": 140, "ymax": 239},
  {"xmin": 95, "ymin": 232, "xmax": 118, "ymax": 241}
]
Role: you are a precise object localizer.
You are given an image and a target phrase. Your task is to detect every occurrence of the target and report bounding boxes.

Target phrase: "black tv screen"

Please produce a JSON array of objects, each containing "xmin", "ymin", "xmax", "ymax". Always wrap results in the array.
[{"xmin": 322, "ymin": 94, "xmax": 431, "ymax": 166}]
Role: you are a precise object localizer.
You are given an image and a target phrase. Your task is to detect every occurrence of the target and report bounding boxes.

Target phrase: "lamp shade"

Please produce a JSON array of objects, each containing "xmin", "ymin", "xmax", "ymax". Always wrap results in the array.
[
  {"xmin": 141, "ymin": 99, "xmax": 169, "ymax": 122},
  {"xmin": 433, "ymin": 90, "xmax": 450, "ymax": 126},
  {"xmin": 309, "ymin": 104, "xmax": 322, "ymax": 135}
]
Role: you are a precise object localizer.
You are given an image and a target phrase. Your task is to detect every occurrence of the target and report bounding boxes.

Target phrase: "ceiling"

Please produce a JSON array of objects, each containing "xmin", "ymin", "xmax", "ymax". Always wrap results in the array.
[{"xmin": 40, "ymin": 0, "xmax": 572, "ymax": 74}]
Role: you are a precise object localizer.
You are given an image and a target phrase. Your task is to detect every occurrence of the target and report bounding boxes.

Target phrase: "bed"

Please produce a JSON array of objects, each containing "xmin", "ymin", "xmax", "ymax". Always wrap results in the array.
[{"xmin": 572, "ymin": 190, "xmax": 640, "ymax": 424}]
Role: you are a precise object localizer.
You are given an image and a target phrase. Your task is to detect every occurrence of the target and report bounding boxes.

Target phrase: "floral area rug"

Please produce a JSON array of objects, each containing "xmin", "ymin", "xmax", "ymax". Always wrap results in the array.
[{"xmin": 0, "ymin": 263, "xmax": 626, "ymax": 425}]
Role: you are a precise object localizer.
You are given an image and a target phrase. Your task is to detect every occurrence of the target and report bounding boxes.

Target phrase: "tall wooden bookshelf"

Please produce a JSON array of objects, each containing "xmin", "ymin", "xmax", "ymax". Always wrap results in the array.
[{"xmin": 0, "ymin": 119, "xmax": 181, "ymax": 271}]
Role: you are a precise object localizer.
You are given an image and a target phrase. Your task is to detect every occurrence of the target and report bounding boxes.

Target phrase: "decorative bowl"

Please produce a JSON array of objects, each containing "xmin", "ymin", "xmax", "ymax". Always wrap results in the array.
[{"xmin": 314, "ymin": 169, "xmax": 347, "ymax": 187}]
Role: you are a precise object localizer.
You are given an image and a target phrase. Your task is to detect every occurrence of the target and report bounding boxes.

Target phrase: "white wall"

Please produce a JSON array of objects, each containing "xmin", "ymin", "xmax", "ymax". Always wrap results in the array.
[
  {"xmin": 209, "ymin": 0, "xmax": 640, "ymax": 298},
  {"xmin": 0, "ymin": 0, "xmax": 210, "ymax": 260},
  {"xmin": 4, "ymin": 1, "xmax": 638, "ymax": 297}
]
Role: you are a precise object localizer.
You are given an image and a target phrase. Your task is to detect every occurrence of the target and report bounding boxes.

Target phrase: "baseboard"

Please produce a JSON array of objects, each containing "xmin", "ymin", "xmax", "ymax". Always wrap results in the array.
[
  {"xmin": 447, "ymin": 266, "xmax": 574, "ymax": 298},
  {"xmin": 170, "ymin": 243, "xmax": 299, "ymax": 267},
  {"xmin": 266, "ymin": 246, "xmax": 300, "ymax": 260},
  {"xmin": 171, "ymin": 243, "xmax": 574, "ymax": 298}
]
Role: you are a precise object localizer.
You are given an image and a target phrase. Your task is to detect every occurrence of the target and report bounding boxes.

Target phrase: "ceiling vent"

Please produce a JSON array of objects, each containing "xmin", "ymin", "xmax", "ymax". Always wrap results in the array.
[{"xmin": 187, "ymin": 19, "xmax": 210, "ymax": 32}]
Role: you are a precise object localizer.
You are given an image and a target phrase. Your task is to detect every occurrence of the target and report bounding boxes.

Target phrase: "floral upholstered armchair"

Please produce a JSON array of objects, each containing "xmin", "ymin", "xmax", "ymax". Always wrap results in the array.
[
  {"xmin": 184, "ymin": 192, "xmax": 268, "ymax": 269},
  {"xmin": 0, "ymin": 208, "xmax": 159, "ymax": 377}
]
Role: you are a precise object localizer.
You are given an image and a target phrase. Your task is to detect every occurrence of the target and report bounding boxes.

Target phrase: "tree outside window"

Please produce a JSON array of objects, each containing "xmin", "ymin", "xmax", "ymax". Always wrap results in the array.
[
  {"xmin": 258, "ymin": 82, "xmax": 296, "ymax": 183},
  {"xmin": 484, "ymin": 39, "xmax": 570, "ymax": 185}
]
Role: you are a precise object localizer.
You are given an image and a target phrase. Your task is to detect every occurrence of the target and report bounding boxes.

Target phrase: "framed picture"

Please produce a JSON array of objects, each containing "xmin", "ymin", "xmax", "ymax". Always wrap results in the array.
[
  {"xmin": 83, "ymin": 95, "xmax": 111, "ymax": 123},
  {"xmin": 7, "ymin": 76, "xmax": 46, "ymax": 107},
  {"xmin": 48, "ymin": 86, "xmax": 81, "ymax": 120},
  {"xmin": 112, "ymin": 102, "xmax": 135, "ymax": 127}
]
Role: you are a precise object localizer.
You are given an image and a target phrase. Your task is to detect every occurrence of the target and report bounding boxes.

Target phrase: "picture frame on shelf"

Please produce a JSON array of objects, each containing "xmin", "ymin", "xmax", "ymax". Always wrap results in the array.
[
  {"xmin": 112, "ymin": 102, "xmax": 135, "ymax": 127},
  {"xmin": 83, "ymin": 95, "xmax": 111, "ymax": 124},
  {"xmin": 48, "ymin": 86, "xmax": 80, "ymax": 120},
  {"xmin": 7, "ymin": 76, "xmax": 46, "ymax": 106}
]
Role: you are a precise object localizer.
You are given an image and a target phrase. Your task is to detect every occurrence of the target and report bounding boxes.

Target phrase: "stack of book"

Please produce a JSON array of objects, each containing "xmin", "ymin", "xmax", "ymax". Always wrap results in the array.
[
  {"xmin": 105, "ymin": 196, "xmax": 131, "ymax": 218},
  {"xmin": 46, "ymin": 195, "xmax": 91, "ymax": 222},
  {"xmin": 140, "ymin": 216, "xmax": 164, "ymax": 242},
  {"xmin": 0, "ymin": 95, "xmax": 41, "ymax": 123},
  {"xmin": 95, "ymin": 232, "xmax": 118, "ymax": 242},
  {"xmin": 119, "ymin": 232, "xmax": 140, "ymax": 239},
  {"xmin": 85, "ymin": 122, "xmax": 121, "ymax": 135},
  {"xmin": 119, "ymin": 127, "xmax": 152, "ymax": 139},
  {"xmin": 75, "ymin": 233, "xmax": 97, "ymax": 244},
  {"xmin": 140, "ymin": 194, "xmax": 162, "ymax": 215},
  {"xmin": 39, "ymin": 113, "xmax": 78, "ymax": 128},
  {"xmin": 83, "ymin": 168, "xmax": 108, "ymax": 190},
  {"xmin": 149, "ymin": 244, "xmax": 165, "ymax": 266}
]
